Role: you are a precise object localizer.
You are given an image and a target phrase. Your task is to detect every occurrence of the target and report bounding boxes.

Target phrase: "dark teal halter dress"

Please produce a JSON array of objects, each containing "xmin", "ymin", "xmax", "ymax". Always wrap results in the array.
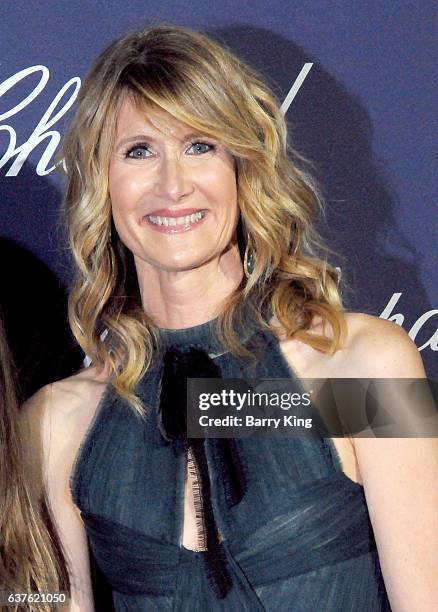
[{"xmin": 70, "ymin": 315, "xmax": 392, "ymax": 611}]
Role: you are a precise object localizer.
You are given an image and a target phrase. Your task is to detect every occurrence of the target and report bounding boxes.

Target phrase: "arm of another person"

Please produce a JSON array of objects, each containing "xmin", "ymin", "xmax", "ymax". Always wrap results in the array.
[
  {"xmin": 21, "ymin": 383, "xmax": 95, "ymax": 612},
  {"xmin": 349, "ymin": 315, "xmax": 438, "ymax": 612}
]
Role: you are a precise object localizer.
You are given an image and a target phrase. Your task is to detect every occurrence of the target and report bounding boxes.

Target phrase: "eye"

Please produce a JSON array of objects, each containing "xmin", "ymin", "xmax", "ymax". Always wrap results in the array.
[
  {"xmin": 186, "ymin": 141, "xmax": 216, "ymax": 155},
  {"xmin": 125, "ymin": 143, "xmax": 152, "ymax": 159}
]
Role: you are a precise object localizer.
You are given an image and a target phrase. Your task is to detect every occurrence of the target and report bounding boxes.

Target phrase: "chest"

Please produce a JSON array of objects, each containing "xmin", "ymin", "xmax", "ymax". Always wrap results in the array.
[{"xmin": 72, "ymin": 328, "xmax": 364, "ymax": 553}]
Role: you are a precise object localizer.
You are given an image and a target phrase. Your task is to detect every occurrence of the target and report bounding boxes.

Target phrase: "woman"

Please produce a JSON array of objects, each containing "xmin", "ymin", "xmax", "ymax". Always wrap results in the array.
[
  {"xmin": 0, "ymin": 313, "xmax": 69, "ymax": 611},
  {"xmin": 24, "ymin": 24, "xmax": 437, "ymax": 611}
]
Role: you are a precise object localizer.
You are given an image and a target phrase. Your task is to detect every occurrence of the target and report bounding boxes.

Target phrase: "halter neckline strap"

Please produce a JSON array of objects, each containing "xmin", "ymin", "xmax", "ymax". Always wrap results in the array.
[
  {"xmin": 155, "ymin": 301, "xmax": 270, "ymax": 357},
  {"xmin": 157, "ymin": 316, "xmax": 226, "ymax": 356}
]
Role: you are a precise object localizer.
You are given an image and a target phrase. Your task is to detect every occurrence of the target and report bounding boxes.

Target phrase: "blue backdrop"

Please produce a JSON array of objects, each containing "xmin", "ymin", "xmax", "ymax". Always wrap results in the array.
[{"xmin": 1, "ymin": 0, "xmax": 436, "ymax": 377}]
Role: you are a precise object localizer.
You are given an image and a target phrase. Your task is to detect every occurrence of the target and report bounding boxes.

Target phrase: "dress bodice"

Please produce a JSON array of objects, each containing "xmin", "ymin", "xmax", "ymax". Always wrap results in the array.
[{"xmin": 70, "ymin": 314, "xmax": 391, "ymax": 611}]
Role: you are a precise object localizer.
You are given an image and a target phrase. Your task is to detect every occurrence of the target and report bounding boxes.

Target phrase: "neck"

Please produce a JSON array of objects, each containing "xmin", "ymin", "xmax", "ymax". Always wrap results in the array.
[{"xmin": 135, "ymin": 244, "xmax": 244, "ymax": 329}]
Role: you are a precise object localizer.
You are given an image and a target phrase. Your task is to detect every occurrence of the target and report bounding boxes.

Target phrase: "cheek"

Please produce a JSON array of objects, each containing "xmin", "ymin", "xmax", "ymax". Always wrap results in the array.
[
  {"xmin": 207, "ymin": 166, "xmax": 237, "ymax": 211},
  {"xmin": 108, "ymin": 164, "xmax": 125, "ymax": 211},
  {"xmin": 108, "ymin": 164, "xmax": 143, "ymax": 218}
]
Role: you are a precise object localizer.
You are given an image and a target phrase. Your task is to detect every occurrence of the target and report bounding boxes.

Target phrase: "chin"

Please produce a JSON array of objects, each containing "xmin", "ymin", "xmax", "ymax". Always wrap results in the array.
[{"xmin": 159, "ymin": 255, "xmax": 212, "ymax": 273}]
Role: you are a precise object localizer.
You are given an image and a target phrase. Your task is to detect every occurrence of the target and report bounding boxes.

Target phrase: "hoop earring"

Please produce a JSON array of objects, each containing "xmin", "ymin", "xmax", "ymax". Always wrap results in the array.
[{"xmin": 243, "ymin": 241, "xmax": 255, "ymax": 278}]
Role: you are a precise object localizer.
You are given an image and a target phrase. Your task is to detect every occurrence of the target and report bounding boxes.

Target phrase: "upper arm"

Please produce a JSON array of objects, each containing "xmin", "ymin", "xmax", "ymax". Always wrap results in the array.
[
  {"xmin": 21, "ymin": 384, "xmax": 95, "ymax": 612},
  {"xmin": 349, "ymin": 316, "xmax": 438, "ymax": 611}
]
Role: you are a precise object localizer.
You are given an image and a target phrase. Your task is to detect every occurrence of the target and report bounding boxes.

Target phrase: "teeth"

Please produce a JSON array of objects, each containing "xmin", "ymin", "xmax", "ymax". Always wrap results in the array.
[{"xmin": 148, "ymin": 211, "xmax": 204, "ymax": 226}]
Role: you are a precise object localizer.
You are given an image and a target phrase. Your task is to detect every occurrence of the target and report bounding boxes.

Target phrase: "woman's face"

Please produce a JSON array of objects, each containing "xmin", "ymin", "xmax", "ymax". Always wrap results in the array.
[{"xmin": 109, "ymin": 97, "xmax": 239, "ymax": 273}]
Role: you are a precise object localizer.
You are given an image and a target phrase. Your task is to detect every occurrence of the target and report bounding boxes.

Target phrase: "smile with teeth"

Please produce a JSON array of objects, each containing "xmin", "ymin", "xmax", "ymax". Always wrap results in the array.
[{"xmin": 147, "ymin": 211, "xmax": 205, "ymax": 226}]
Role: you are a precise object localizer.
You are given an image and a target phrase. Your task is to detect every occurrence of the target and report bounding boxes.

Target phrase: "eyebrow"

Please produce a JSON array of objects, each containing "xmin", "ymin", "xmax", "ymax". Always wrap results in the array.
[{"xmin": 115, "ymin": 131, "xmax": 212, "ymax": 149}]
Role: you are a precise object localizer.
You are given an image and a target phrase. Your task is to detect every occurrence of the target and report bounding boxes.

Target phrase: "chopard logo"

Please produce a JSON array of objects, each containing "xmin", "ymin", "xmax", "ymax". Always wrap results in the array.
[
  {"xmin": 380, "ymin": 293, "xmax": 437, "ymax": 352},
  {"xmin": 0, "ymin": 65, "xmax": 81, "ymax": 176},
  {"xmin": 0, "ymin": 63, "xmax": 312, "ymax": 177}
]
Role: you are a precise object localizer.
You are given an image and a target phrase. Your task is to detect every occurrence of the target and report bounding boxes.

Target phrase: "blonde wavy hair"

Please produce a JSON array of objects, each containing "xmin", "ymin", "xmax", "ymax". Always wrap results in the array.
[{"xmin": 60, "ymin": 23, "xmax": 348, "ymax": 413}]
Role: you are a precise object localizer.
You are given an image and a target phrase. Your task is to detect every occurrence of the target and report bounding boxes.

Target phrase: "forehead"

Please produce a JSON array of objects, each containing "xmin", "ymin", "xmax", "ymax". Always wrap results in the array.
[{"xmin": 115, "ymin": 96, "xmax": 194, "ymax": 139}]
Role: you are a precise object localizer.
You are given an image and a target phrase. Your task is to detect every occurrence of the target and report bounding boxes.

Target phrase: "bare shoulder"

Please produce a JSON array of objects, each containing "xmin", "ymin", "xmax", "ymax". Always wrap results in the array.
[
  {"xmin": 21, "ymin": 365, "xmax": 110, "ymax": 498},
  {"xmin": 340, "ymin": 311, "xmax": 426, "ymax": 378},
  {"xmin": 279, "ymin": 311, "xmax": 424, "ymax": 378},
  {"xmin": 23, "ymin": 365, "xmax": 109, "ymax": 424}
]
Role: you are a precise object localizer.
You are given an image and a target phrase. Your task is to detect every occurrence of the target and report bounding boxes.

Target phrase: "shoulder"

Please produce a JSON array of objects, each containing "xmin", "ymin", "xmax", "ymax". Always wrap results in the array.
[
  {"xmin": 342, "ymin": 312, "xmax": 426, "ymax": 378},
  {"xmin": 275, "ymin": 310, "xmax": 424, "ymax": 379},
  {"xmin": 22, "ymin": 365, "xmax": 109, "ymax": 424},
  {"xmin": 20, "ymin": 366, "xmax": 109, "ymax": 493},
  {"xmin": 300, "ymin": 310, "xmax": 425, "ymax": 377}
]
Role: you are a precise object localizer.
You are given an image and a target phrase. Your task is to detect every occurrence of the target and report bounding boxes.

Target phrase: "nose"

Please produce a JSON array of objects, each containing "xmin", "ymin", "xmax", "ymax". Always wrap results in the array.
[{"xmin": 153, "ymin": 151, "xmax": 193, "ymax": 202}]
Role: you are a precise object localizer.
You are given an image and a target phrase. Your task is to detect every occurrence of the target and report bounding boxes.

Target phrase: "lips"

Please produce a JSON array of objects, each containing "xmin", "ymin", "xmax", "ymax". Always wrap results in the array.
[
  {"xmin": 143, "ymin": 209, "xmax": 207, "ymax": 234},
  {"xmin": 148, "ymin": 208, "xmax": 204, "ymax": 217}
]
